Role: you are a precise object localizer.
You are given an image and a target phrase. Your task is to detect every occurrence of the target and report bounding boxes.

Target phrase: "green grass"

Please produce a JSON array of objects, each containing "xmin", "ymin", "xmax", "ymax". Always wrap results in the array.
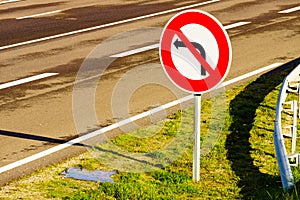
[{"xmin": 2, "ymin": 62, "xmax": 300, "ymax": 199}]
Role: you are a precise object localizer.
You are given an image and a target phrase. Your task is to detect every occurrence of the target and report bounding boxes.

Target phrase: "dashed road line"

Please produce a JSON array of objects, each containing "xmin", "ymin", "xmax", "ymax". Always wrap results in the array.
[
  {"xmin": 278, "ymin": 6, "xmax": 300, "ymax": 14},
  {"xmin": 17, "ymin": 10, "xmax": 62, "ymax": 20},
  {"xmin": 0, "ymin": 0, "xmax": 219, "ymax": 51},
  {"xmin": 223, "ymin": 21, "xmax": 251, "ymax": 30},
  {"xmin": 111, "ymin": 44, "xmax": 159, "ymax": 58},
  {"xmin": 111, "ymin": 21, "xmax": 251, "ymax": 58},
  {"xmin": 0, "ymin": 73, "xmax": 58, "ymax": 90},
  {"xmin": 0, "ymin": 0, "xmax": 19, "ymax": 5},
  {"xmin": 0, "ymin": 62, "xmax": 283, "ymax": 174}
]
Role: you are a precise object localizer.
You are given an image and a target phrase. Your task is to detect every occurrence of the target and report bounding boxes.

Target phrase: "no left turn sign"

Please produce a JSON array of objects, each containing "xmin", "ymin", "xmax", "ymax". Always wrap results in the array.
[{"xmin": 159, "ymin": 10, "xmax": 232, "ymax": 94}]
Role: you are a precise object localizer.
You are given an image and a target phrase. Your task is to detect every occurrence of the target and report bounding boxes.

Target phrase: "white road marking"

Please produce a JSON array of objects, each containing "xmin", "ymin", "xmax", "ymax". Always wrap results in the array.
[
  {"xmin": 111, "ymin": 44, "xmax": 159, "ymax": 58},
  {"xmin": 221, "ymin": 63, "xmax": 283, "ymax": 86},
  {"xmin": 278, "ymin": 6, "xmax": 300, "ymax": 14},
  {"xmin": 111, "ymin": 21, "xmax": 251, "ymax": 58},
  {"xmin": 0, "ymin": 73, "xmax": 58, "ymax": 90},
  {"xmin": 223, "ymin": 21, "xmax": 251, "ymax": 30},
  {"xmin": 0, "ymin": 0, "xmax": 219, "ymax": 51},
  {"xmin": 0, "ymin": 0, "xmax": 19, "ymax": 5},
  {"xmin": 17, "ymin": 10, "xmax": 62, "ymax": 20},
  {"xmin": 0, "ymin": 62, "xmax": 283, "ymax": 174}
]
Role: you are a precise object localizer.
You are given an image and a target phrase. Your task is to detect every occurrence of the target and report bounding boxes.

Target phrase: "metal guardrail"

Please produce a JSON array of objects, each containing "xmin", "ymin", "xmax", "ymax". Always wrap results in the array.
[{"xmin": 274, "ymin": 64, "xmax": 300, "ymax": 191}]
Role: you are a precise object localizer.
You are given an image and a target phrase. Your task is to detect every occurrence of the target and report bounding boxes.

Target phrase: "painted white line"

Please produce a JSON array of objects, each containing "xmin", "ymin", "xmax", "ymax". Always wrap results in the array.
[
  {"xmin": 0, "ymin": 62, "xmax": 283, "ymax": 174},
  {"xmin": 17, "ymin": 10, "xmax": 62, "ymax": 20},
  {"xmin": 111, "ymin": 21, "xmax": 251, "ymax": 58},
  {"xmin": 0, "ymin": 73, "xmax": 58, "ymax": 90},
  {"xmin": 224, "ymin": 21, "xmax": 251, "ymax": 30},
  {"xmin": 0, "ymin": 0, "xmax": 19, "ymax": 5},
  {"xmin": 0, "ymin": 0, "xmax": 219, "ymax": 51},
  {"xmin": 111, "ymin": 44, "xmax": 159, "ymax": 58},
  {"xmin": 221, "ymin": 63, "xmax": 283, "ymax": 87},
  {"xmin": 278, "ymin": 6, "xmax": 300, "ymax": 14}
]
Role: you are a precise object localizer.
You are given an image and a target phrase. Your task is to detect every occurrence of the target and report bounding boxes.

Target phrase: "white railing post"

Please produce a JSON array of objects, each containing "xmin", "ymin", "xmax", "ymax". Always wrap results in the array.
[{"xmin": 291, "ymin": 100, "xmax": 297, "ymax": 155}]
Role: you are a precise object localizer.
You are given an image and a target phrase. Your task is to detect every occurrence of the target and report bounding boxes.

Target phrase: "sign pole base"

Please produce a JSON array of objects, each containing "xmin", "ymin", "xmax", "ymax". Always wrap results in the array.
[{"xmin": 193, "ymin": 94, "xmax": 201, "ymax": 182}]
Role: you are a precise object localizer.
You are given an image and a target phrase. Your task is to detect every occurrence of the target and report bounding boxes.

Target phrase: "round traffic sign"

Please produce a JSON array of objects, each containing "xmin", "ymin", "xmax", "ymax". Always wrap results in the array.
[{"xmin": 159, "ymin": 10, "xmax": 232, "ymax": 94}]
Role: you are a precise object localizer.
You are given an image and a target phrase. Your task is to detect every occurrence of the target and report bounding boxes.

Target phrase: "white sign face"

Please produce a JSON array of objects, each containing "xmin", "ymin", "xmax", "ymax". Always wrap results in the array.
[{"xmin": 171, "ymin": 24, "xmax": 219, "ymax": 80}]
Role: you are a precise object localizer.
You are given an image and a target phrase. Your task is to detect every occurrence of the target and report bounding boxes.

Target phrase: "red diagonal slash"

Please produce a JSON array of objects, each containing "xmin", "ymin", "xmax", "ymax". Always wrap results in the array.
[{"xmin": 176, "ymin": 29, "xmax": 215, "ymax": 77}]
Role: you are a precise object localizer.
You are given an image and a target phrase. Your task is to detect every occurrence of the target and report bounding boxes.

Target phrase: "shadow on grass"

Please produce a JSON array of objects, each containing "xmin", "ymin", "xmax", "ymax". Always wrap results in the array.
[{"xmin": 225, "ymin": 58, "xmax": 300, "ymax": 199}]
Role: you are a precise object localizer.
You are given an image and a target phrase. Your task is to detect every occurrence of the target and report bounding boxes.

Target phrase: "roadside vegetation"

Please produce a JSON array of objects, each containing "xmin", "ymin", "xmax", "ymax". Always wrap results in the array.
[{"xmin": 1, "ymin": 62, "xmax": 300, "ymax": 199}]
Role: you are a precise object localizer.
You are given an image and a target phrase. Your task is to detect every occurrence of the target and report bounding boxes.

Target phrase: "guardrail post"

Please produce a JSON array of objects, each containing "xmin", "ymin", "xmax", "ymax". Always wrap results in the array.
[{"xmin": 292, "ymin": 100, "xmax": 297, "ymax": 155}]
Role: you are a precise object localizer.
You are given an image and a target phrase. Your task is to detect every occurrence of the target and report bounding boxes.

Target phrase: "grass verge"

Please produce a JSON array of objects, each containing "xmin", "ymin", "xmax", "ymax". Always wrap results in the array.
[{"xmin": 1, "ymin": 63, "xmax": 300, "ymax": 199}]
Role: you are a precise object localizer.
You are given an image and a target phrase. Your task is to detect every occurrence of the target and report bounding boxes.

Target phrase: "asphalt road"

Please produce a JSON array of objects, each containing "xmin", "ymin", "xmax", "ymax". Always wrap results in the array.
[{"xmin": 0, "ymin": 0, "xmax": 299, "ymax": 185}]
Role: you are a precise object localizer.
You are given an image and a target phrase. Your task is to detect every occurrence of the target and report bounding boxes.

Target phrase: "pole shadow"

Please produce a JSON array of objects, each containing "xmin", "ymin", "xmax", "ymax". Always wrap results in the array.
[
  {"xmin": 225, "ymin": 58, "xmax": 300, "ymax": 199},
  {"xmin": 0, "ymin": 130, "xmax": 85, "ymax": 147}
]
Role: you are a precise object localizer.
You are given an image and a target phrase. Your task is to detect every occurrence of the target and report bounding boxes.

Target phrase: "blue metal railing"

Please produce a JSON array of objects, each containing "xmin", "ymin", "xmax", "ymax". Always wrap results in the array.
[{"xmin": 274, "ymin": 64, "xmax": 300, "ymax": 191}]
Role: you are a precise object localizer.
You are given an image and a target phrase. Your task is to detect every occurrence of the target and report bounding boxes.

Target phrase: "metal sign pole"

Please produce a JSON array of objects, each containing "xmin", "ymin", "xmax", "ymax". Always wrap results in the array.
[{"xmin": 193, "ymin": 94, "xmax": 201, "ymax": 181}]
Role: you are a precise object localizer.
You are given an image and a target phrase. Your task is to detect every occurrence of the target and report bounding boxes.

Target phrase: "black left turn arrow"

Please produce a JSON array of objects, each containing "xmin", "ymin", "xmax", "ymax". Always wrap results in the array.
[{"xmin": 173, "ymin": 39, "xmax": 206, "ymax": 76}]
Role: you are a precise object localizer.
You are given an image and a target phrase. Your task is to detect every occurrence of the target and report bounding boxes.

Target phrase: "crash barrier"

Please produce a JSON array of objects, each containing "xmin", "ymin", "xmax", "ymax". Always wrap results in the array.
[{"xmin": 274, "ymin": 63, "xmax": 300, "ymax": 191}]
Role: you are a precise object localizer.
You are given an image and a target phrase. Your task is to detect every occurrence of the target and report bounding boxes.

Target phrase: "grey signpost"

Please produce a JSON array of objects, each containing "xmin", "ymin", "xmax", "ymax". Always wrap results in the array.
[{"xmin": 193, "ymin": 94, "xmax": 201, "ymax": 181}]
